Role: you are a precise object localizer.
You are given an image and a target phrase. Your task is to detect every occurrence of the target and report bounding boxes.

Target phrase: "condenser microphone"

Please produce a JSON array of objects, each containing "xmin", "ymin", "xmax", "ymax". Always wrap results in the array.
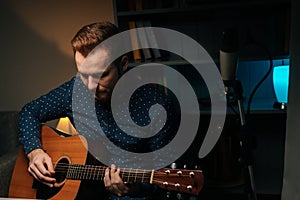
[{"xmin": 219, "ymin": 28, "xmax": 239, "ymax": 88}]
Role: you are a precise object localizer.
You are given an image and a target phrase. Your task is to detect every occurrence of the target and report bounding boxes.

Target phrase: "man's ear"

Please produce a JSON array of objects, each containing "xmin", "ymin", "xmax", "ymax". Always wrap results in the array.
[{"xmin": 120, "ymin": 55, "xmax": 128, "ymax": 73}]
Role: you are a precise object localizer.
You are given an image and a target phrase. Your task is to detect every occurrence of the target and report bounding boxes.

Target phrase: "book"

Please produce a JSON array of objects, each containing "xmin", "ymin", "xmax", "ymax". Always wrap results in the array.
[
  {"xmin": 135, "ymin": 0, "xmax": 143, "ymax": 10},
  {"xmin": 128, "ymin": 21, "xmax": 142, "ymax": 62},
  {"xmin": 143, "ymin": 20, "xmax": 161, "ymax": 60},
  {"xmin": 135, "ymin": 20, "xmax": 152, "ymax": 61}
]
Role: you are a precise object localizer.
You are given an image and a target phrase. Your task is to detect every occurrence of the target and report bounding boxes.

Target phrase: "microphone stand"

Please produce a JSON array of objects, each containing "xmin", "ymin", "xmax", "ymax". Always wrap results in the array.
[{"xmin": 224, "ymin": 80, "xmax": 257, "ymax": 200}]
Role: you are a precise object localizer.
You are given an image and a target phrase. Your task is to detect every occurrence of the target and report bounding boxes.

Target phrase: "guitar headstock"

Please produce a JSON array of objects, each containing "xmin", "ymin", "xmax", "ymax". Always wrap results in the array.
[{"xmin": 152, "ymin": 168, "xmax": 204, "ymax": 196}]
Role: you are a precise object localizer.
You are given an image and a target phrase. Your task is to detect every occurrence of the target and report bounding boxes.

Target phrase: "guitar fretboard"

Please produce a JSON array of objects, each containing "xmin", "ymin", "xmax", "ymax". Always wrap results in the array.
[{"xmin": 55, "ymin": 163, "xmax": 153, "ymax": 183}]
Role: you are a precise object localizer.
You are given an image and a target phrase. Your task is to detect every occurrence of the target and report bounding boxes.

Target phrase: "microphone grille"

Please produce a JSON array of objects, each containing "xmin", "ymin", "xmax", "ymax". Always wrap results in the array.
[{"xmin": 220, "ymin": 28, "xmax": 239, "ymax": 53}]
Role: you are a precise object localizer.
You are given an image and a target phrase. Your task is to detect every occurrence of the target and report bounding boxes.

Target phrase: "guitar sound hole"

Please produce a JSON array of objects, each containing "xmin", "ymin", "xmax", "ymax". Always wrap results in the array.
[{"xmin": 54, "ymin": 157, "xmax": 70, "ymax": 186}]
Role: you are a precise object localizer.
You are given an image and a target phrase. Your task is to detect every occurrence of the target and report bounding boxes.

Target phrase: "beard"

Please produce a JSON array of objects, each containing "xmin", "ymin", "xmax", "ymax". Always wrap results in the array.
[{"xmin": 94, "ymin": 89, "xmax": 112, "ymax": 107}]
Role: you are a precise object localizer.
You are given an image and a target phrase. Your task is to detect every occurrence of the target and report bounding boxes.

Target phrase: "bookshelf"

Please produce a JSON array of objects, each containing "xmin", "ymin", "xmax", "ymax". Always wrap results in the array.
[
  {"xmin": 113, "ymin": 0, "xmax": 290, "ymax": 63},
  {"xmin": 113, "ymin": 0, "xmax": 291, "ymax": 105}
]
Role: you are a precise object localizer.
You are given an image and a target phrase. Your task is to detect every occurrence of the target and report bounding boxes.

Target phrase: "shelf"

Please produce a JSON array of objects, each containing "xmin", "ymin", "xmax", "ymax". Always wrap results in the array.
[
  {"xmin": 116, "ymin": 0, "xmax": 290, "ymax": 17},
  {"xmin": 114, "ymin": 0, "xmax": 290, "ymax": 62},
  {"xmin": 114, "ymin": 0, "xmax": 291, "ymax": 116},
  {"xmin": 117, "ymin": 0, "xmax": 289, "ymax": 17},
  {"xmin": 127, "ymin": 59, "xmax": 214, "ymax": 68}
]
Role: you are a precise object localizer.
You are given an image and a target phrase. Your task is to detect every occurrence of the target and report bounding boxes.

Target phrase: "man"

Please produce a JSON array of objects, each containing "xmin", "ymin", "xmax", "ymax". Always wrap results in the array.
[{"xmin": 19, "ymin": 21, "xmax": 180, "ymax": 199}]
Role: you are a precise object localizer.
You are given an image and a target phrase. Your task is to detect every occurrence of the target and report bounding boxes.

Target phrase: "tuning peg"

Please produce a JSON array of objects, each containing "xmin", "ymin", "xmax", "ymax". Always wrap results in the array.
[
  {"xmin": 189, "ymin": 171, "xmax": 195, "ymax": 178},
  {"xmin": 163, "ymin": 182, "xmax": 169, "ymax": 188},
  {"xmin": 187, "ymin": 185, "xmax": 193, "ymax": 192},
  {"xmin": 177, "ymin": 170, "xmax": 183, "ymax": 176},
  {"xmin": 165, "ymin": 169, "xmax": 170, "ymax": 175}
]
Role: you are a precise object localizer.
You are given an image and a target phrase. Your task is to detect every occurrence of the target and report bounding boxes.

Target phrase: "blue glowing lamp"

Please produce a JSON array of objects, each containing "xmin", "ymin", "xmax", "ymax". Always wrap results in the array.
[{"xmin": 273, "ymin": 65, "xmax": 289, "ymax": 108}]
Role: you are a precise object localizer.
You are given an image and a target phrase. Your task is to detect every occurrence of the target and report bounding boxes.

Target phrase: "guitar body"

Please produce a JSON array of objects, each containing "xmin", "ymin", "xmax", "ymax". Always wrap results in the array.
[{"xmin": 9, "ymin": 125, "xmax": 88, "ymax": 200}]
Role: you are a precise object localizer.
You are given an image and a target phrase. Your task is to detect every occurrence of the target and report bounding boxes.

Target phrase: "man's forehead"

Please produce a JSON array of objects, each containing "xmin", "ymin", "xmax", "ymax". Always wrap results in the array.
[
  {"xmin": 86, "ymin": 48, "xmax": 112, "ymax": 65},
  {"xmin": 79, "ymin": 48, "xmax": 113, "ymax": 73}
]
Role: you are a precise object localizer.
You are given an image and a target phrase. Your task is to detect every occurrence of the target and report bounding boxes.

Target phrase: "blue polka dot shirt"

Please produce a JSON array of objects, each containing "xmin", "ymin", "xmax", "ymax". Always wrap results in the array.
[{"xmin": 19, "ymin": 76, "xmax": 180, "ymax": 157}]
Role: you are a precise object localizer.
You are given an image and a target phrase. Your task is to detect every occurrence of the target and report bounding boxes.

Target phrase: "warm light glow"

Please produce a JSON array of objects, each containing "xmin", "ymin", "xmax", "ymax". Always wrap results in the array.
[
  {"xmin": 56, "ymin": 117, "xmax": 78, "ymax": 135},
  {"xmin": 273, "ymin": 65, "xmax": 289, "ymax": 104}
]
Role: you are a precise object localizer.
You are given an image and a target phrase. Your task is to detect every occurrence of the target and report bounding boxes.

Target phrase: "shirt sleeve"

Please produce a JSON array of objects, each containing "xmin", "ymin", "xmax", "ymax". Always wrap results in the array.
[{"xmin": 18, "ymin": 78, "xmax": 75, "ymax": 155}]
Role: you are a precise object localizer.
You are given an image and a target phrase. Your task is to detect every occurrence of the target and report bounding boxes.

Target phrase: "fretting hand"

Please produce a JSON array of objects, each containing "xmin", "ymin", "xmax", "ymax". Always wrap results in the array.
[{"xmin": 103, "ymin": 164, "xmax": 129, "ymax": 197}]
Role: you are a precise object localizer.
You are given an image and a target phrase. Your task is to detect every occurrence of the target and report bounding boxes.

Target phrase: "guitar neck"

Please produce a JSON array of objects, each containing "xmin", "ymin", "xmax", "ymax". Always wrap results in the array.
[{"xmin": 57, "ymin": 163, "xmax": 153, "ymax": 183}]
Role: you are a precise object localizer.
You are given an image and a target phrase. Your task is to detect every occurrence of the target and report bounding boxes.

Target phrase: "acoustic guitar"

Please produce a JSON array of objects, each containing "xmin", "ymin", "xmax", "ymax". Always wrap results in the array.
[{"xmin": 9, "ymin": 125, "xmax": 203, "ymax": 199}]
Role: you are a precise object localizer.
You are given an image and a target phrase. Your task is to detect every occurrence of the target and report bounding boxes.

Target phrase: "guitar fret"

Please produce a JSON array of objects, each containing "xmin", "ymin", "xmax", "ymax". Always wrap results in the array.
[
  {"xmin": 87, "ymin": 165, "xmax": 91, "ymax": 180},
  {"xmin": 72, "ymin": 165, "xmax": 75, "ymax": 179},
  {"xmin": 74, "ymin": 165, "xmax": 80, "ymax": 178},
  {"xmin": 66, "ymin": 164, "xmax": 71, "ymax": 178},
  {"xmin": 87, "ymin": 165, "xmax": 93, "ymax": 180},
  {"xmin": 81, "ymin": 165, "xmax": 86, "ymax": 180},
  {"xmin": 84, "ymin": 165, "xmax": 88, "ymax": 179},
  {"xmin": 75, "ymin": 165, "xmax": 79, "ymax": 180},
  {"xmin": 141, "ymin": 169, "xmax": 145, "ymax": 183},
  {"xmin": 74, "ymin": 164, "xmax": 79, "ymax": 179},
  {"xmin": 134, "ymin": 169, "xmax": 137, "ymax": 182},
  {"xmin": 127, "ymin": 168, "xmax": 132, "ymax": 183},
  {"xmin": 118, "ymin": 168, "xmax": 151, "ymax": 183},
  {"xmin": 96, "ymin": 166, "xmax": 101, "ymax": 180},
  {"xmin": 121, "ymin": 168, "xmax": 125, "ymax": 180},
  {"xmin": 69, "ymin": 165, "xmax": 72, "ymax": 179},
  {"xmin": 92, "ymin": 166, "xmax": 96, "ymax": 180}
]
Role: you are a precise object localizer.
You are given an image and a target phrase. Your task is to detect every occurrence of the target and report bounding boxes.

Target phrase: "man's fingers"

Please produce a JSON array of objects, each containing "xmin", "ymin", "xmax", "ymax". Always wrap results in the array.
[
  {"xmin": 104, "ymin": 164, "xmax": 128, "ymax": 196},
  {"xmin": 109, "ymin": 165, "xmax": 128, "ymax": 195},
  {"xmin": 28, "ymin": 165, "xmax": 55, "ymax": 187},
  {"xmin": 27, "ymin": 151, "xmax": 56, "ymax": 187},
  {"xmin": 44, "ymin": 156, "xmax": 55, "ymax": 174},
  {"xmin": 104, "ymin": 167, "xmax": 111, "ymax": 187}
]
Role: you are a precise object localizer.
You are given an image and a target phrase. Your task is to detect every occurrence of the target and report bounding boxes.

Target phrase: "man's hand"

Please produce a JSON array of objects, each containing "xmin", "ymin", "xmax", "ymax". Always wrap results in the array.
[
  {"xmin": 104, "ymin": 164, "xmax": 128, "ymax": 197},
  {"xmin": 27, "ymin": 148, "xmax": 56, "ymax": 187}
]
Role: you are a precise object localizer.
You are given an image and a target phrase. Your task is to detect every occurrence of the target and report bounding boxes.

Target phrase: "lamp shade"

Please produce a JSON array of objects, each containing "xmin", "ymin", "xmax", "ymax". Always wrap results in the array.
[
  {"xmin": 273, "ymin": 65, "xmax": 289, "ymax": 104},
  {"xmin": 56, "ymin": 117, "xmax": 78, "ymax": 135}
]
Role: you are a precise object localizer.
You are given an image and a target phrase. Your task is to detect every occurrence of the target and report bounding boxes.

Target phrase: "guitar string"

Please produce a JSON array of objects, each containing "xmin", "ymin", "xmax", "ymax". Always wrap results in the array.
[
  {"xmin": 54, "ymin": 163, "xmax": 154, "ymax": 174},
  {"xmin": 54, "ymin": 164, "xmax": 152, "ymax": 179},
  {"xmin": 54, "ymin": 166, "xmax": 152, "ymax": 174},
  {"xmin": 54, "ymin": 169, "xmax": 196, "ymax": 177},
  {"xmin": 54, "ymin": 167, "xmax": 195, "ymax": 177},
  {"xmin": 54, "ymin": 164, "xmax": 196, "ymax": 176},
  {"xmin": 53, "ymin": 172, "xmax": 193, "ymax": 179},
  {"xmin": 54, "ymin": 171, "xmax": 193, "ymax": 179},
  {"xmin": 53, "ymin": 163, "xmax": 198, "ymax": 179},
  {"xmin": 54, "ymin": 163, "xmax": 153, "ymax": 172},
  {"xmin": 54, "ymin": 163, "xmax": 200, "ymax": 174}
]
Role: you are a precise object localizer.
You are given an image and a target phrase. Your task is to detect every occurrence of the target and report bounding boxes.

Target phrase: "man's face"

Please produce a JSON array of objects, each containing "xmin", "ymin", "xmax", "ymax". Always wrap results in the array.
[{"xmin": 75, "ymin": 49, "xmax": 124, "ymax": 103}]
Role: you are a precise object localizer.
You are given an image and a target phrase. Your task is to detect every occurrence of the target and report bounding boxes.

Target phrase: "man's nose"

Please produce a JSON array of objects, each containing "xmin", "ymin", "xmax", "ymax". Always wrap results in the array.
[{"xmin": 87, "ymin": 76, "xmax": 99, "ymax": 91}]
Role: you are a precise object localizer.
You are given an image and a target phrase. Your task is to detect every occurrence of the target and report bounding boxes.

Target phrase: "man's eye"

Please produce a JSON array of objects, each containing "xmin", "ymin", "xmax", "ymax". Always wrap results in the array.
[
  {"xmin": 91, "ymin": 73, "xmax": 103, "ymax": 79},
  {"xmin": 101, "ymin": 71, "xmax": 109, "ymax": 77},
  {"xmin": 81, "ymin": 73, "xmax": 88, "ymax": 79}
]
